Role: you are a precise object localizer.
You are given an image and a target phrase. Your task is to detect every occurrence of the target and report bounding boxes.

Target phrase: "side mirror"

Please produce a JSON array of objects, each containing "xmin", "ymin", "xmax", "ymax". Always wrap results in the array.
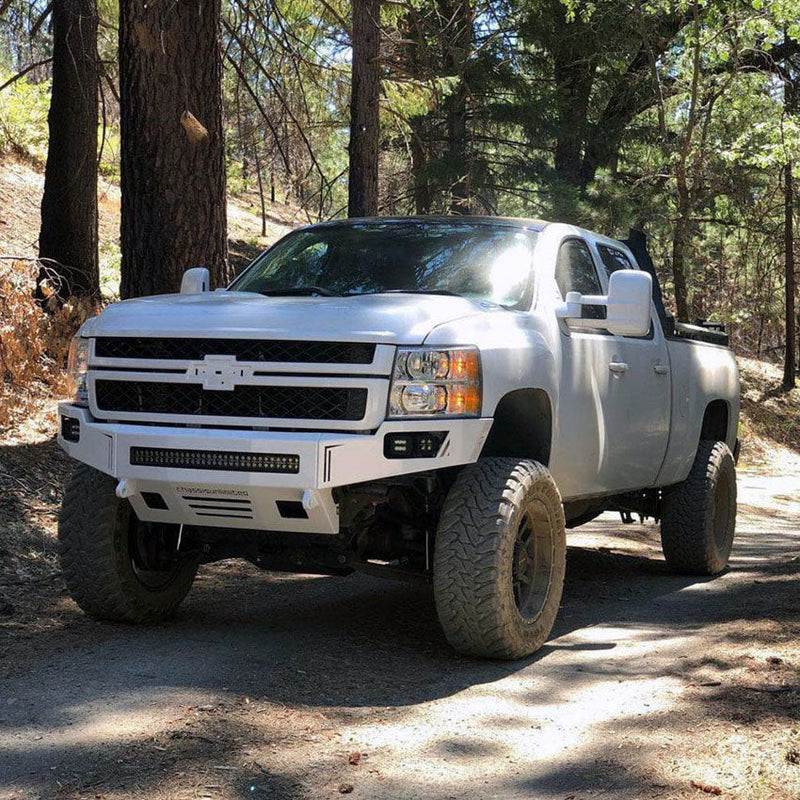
[
  {"xmin": 180, "ymin": 267, "xmax": 210, "ymax": 294},
  {"xmin": 556, "ymin": 270, "xmax": 652, "ymax": 337},
  {"xmin": 605, "ymin": 270, "xmax": 652, "ymax": 336}
]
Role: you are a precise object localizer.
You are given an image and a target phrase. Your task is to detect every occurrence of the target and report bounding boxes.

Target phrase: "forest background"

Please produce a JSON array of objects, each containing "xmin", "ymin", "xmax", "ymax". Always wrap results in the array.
[{"xmin": 1, "ymin": 0, "xmax": 799, "ymax": 388}]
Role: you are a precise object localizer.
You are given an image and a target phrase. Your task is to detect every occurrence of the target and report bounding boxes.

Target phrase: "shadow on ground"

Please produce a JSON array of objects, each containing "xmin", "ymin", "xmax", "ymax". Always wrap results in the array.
[{"xmin": 1, "ymin": 441, "xmax": 798, "ymax": 798}]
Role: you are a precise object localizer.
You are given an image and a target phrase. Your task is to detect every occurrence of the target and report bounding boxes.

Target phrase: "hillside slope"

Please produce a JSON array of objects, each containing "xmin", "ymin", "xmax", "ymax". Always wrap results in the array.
[
  {"xmin": 737, "ymin": 357, "xmax": 800, "ymax": 468},
  {"xmin": 0, "ymin": 155, "xmax": 299, "ymax": 294}
]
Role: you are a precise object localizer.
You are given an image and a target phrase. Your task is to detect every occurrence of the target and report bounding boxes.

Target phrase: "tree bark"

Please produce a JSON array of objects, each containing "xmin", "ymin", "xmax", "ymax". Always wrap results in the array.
[
  {"xmin": 671, "ymin": 161, "xmax": 692, "ymax": 323},
  {"xmin": 119, "ymin": 0, "xmax": 228, "ymax": 298},
  {"xmin": 783, "ymin": 162, "xmax": 796, "ymax": 390},
  {"xmin": 348, "ymin": 0, "xmax": 381, "ymax": 218},
  {"xmin": 437, "ymin": 0, "xmax": 472, "ymax": 214},
  {"xmin": 409, "ymin": 116, "xmax": 432, "ymax": 215},
  {"xmin": 552, "ymin": 52, "xmax": 595, "ymax": 189},
  {"xmin": 254, "ymin": 143, "xmax": 267, "ymax": 238},
  {"xmin": 782, "ymin": 40, "xmax": 797, "ymax": 390},
  {"xmin": 445, "ymin": 80, "xmax": 470, "ymax": 214},
  {"xmin": 37, "ymin": 0, "xmax": 99, "ymax": 303}
]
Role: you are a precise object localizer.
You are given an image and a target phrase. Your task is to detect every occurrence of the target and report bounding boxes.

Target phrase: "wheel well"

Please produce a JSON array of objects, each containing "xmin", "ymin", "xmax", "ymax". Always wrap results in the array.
[
  {"xmin": 480, "ymin": 389, "xmax": 552, "ymax": 465},
  {"xmin": 700, "ymin": 399, "xmax": 729, "ymax": 442}
]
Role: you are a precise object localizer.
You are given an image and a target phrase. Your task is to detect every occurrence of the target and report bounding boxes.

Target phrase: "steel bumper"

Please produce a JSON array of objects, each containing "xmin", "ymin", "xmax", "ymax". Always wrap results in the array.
[{"xmin": 57, "ymin": 403, "xmax": 492, "ymax": 534}]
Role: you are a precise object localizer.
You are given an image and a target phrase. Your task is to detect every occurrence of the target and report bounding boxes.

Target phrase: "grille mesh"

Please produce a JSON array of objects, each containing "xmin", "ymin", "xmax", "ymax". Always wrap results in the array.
[
  {"xmin": 96, "ymin": 380, "xmax": 368, "ymax": 421},
  {"xmin": 95, "ymin": 337, "xmax": 375, "ymax": 364}
]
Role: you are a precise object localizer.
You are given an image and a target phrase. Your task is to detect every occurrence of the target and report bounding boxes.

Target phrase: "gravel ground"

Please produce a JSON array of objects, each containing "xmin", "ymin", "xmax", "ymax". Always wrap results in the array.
[{"xmin": 1, "ymin": 435, "xmax": 799, "ymax": 800}]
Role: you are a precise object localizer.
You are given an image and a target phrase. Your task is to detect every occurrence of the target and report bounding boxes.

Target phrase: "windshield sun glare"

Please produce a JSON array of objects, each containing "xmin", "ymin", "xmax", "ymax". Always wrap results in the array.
[{"xmin": 231, "ymin": 221, "xmax": 538, "ymax": 309}]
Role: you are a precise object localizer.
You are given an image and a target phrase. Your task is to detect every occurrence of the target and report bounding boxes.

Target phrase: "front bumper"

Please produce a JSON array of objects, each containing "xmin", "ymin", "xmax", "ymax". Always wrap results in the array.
[{"xmin": 58, "ymin": 404, "xmax": 492, "ymax": 534}]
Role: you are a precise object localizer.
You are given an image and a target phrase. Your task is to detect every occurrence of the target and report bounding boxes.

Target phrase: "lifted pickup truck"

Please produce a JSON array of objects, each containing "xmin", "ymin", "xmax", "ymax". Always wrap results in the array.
[{"xmin": 57, "ymin": 217, "xmax": 739, "ymax": 659}]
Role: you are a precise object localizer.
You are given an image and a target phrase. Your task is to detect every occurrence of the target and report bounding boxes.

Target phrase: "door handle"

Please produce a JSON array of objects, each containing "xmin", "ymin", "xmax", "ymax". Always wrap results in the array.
[
  {"xmin": 653, "ymin": 364, "xmax": 670, "ymax": 375},
  {"xmin": 609, "ymin": 361, "xmax": 629, "ymax": 374}
]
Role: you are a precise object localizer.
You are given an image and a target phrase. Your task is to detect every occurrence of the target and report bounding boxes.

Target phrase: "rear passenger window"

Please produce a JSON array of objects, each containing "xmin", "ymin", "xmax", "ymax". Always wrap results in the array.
[
  {"xmin": 597, "ymin": 244, "xmax": 633, "ymax": 276},
  {"xmin": 555, "ymin": 239, "xmax": 604, "ymax": 320},
  {"xmin": 598, "ymin": 243, "xmax": 653, "ymax": 338}
]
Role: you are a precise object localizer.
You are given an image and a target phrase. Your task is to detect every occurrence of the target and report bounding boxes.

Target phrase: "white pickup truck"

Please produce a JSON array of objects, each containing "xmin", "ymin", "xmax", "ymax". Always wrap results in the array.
[{"xmin": 57, "ymin": 217, "xmax": 739, "ymax": 659}]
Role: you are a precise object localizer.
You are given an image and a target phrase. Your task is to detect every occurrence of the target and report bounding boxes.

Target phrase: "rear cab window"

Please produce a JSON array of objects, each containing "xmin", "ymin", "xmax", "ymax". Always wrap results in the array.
[
  {"xmin": 596, "ymin": 242, "xmax": 653, "ymax": 338},
  {"xmin": 596, "ymin": 244, "xmax": 634, "ymax": 277}
]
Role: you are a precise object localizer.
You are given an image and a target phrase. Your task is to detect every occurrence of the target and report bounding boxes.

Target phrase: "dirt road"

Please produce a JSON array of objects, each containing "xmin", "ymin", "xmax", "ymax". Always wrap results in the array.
[{"xmin": 1, "ymin": 465, "xmax": 799, "ymax": 800}]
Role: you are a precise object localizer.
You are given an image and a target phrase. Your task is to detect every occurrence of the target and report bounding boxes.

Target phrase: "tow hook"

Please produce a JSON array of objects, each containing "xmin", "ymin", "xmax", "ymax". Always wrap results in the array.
[{"xmin": 115, "ymin": 479, "xmax": 137, "ymax": 499}]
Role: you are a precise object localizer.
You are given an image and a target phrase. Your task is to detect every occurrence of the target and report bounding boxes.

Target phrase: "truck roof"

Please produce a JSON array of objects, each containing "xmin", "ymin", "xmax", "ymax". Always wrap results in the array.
[
  {"xmin": 296, "ymin": 215, "xmax": 548, "ymax": 233},
  {"xmin": 293, "ymin": 215, "xmax": 629, "ymax": 249}
]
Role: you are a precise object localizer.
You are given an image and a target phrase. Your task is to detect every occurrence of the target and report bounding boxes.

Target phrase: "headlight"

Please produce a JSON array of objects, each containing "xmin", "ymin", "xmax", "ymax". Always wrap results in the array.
[
  {"xmin": 66, "ymin": 336, "xmax": 90, "ymax": 407},
  {"xmin": 389, "ymin": 347, "xmax": 481, "ymax": 417}
]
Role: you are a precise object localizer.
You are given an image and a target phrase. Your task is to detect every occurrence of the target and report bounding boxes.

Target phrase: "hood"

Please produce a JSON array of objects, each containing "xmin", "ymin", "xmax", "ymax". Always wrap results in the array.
[{"xmin": 80, "ymin": 291, "xmax": 503, "ymax": 345}]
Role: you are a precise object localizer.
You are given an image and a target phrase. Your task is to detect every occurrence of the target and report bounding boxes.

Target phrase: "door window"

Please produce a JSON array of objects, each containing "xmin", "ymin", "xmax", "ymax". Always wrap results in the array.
[{"xmin": 555, "ymin": 239, "xmax": 605, "ymax": 321}]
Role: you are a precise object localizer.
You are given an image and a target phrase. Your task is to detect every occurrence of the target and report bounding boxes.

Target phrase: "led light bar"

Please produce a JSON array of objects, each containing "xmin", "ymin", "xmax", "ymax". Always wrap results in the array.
[{"xmin": 129, "ymin": 447, "xmax": 300, "ymax": 474}]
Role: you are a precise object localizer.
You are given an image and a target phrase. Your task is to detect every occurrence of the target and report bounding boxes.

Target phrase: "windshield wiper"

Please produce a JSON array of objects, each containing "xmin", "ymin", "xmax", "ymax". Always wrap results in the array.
[
  {"xmin": 258, "ymin": 285, "xmax": 339, "ymax": 297},
  {"xmin": 346, "ymin": 289, "xmax": 463, "ymax": 297}
]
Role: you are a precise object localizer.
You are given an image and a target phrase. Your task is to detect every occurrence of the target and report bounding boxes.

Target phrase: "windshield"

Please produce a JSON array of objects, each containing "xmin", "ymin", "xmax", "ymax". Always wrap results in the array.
[{"xmin": 230, "ymin": 220, "xmax": 539, "ymax": 308}]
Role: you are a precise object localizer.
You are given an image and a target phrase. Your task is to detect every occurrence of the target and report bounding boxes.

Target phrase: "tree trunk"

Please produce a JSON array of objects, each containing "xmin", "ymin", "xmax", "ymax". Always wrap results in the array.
[
  {"xmin": 445, "ymin": 80, "xmax": 470, "ymax": 214},
  {"xmin": 254, "ymin": 144, "xmax": 267, "ymax": 238},
  {"xmin": 438, "ymin": 0, "xmax": 472, "ymax": 214},
  {"xmin": 668, "ymin": 5, "xmax": 702, "ymax": 325},
  {"xmin": 549, "ymin": 0, "xmax": 596, "ymax": 194},
  {"xmin": 348, "ymin": 0, "xmax": 381, "ymax": 218},
  {"xmin": 782, "ymin": 48, "xmax": 798, "ymax": 390},
  {"xmin": 37, "ymin": 0, "xmax": 99, "ymax": 304},
  {"xmin": 783, "ymin": 162, "xmax": 796, "ymax": 390},
  {"xmin": 552, "ymin": 53, "xmax": 594, "ymax": 189},
  {"xmin": 409, "ymin": 116, "xmax": 432, "ymax": 215},
  {"xmin": 119, "ymin": 0, "xmax": 228, "ymax": 298},
  {"xmin": 671, "ymin": 163, "xmax": 692, "ymax": 323}
]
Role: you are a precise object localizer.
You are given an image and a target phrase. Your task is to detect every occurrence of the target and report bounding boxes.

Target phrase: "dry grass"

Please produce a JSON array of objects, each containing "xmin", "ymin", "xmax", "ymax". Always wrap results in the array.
[
  {"xmin": 0, "ymin": 261, "xmax": 93, "ymax": 433},
  {"xmin": 737, "ymin": 357, "xmax": 800, "ymax": 469}
]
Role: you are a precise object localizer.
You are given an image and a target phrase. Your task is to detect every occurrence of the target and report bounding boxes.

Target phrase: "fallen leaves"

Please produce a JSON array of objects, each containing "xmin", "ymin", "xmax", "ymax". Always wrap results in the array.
[{"xmin": 348, "ymin": 751, "xmax": 362, "ymax": 766}]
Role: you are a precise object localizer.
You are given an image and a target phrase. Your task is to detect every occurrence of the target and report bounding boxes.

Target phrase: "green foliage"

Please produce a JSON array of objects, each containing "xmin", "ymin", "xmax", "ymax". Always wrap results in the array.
[
  {"xmin": 0, "ymin": 75, "xmax": 50, "ymax": 160},
  {"xmin": 0, "ymin": 0, "xmax": 797, "ymax": 359},
  {"xmin": 98, "ymin": 123, "xmax": 121, "ymax": 182}
]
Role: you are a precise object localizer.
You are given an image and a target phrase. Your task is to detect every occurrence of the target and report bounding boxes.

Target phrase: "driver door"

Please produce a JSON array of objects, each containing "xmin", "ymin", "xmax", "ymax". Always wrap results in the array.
[{"xmin": 554, "ymin": 237, "xmax": 668, "ymax": 496}]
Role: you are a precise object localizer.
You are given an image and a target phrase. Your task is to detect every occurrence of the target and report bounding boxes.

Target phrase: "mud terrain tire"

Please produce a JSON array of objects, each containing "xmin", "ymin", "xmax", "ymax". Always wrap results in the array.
[
  {"xmin": 59, "ymin": 465, "xmax": 198, "ymax": 622},
  {"xmin": 660, "ymin": 440, "xmax": 737, "ymax": 575},
  {"xmin": 433, "ymin": 458, "xmax": 566, "ymax": 659}
]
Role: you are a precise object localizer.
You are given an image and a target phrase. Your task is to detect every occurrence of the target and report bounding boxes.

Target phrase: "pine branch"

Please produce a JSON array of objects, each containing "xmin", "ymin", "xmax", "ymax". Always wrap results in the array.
[{"xmin": 0, "ymin": 57, "xmax": 53, "ymax": 93}]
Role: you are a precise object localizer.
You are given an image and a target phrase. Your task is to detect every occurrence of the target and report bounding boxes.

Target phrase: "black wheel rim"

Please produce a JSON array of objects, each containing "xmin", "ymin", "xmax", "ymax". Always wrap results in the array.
[
  {"xmin": 512, "ymin": 500, "xmax": 555, "ymax": 620},
  {"xmin": 712, "ymin": 474, "xmax": 732, "ymax": 550},
  {"xmin": 127, "ymin": 514, "xmax": 184, "ymax": 591}
]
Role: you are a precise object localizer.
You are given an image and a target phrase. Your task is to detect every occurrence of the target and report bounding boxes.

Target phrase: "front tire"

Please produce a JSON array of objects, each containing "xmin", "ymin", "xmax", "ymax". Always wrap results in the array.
[
  {"xmin": 660, "ymin": 440, "xmax": 737, "ymax": 575},
  {"xmin": 433, "ymin": 458, "xmax": 566, "ymax": 660},
  {"xmin": 59, "ymin": 465, "xmax": 199, "ymax": 622}
]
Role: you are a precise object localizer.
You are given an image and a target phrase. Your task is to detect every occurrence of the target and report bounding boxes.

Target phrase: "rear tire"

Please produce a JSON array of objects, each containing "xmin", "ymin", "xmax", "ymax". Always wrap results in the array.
[
  {"xmin": 59, "ymin": 465, "xmax": 198, "ymax": 622},
  {"xmin": 433, "ymin": 458, "xmax": 566, "ymax": 659},
  {"xmin": 660, "ymin": 440, "xmax": 737, "ymax": 575}
]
